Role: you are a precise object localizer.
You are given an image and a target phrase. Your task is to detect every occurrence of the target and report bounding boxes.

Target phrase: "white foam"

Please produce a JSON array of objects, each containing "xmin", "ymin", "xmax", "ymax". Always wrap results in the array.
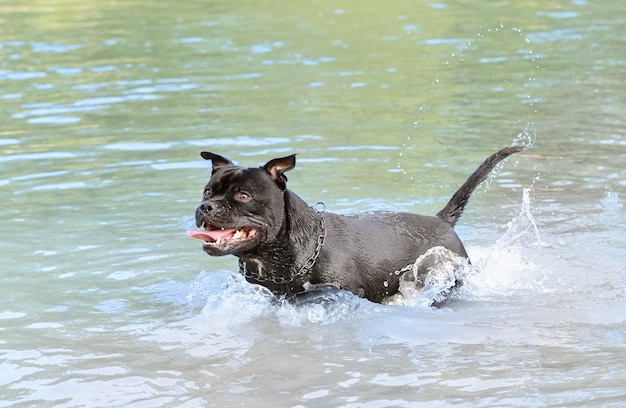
[
  {"xmin": 385, "ymin": 247, "xmax": 468, "ymax": 307},
  {"xmin": 460, "ymin": 188, "xmax": 549, "ymax": 300}
]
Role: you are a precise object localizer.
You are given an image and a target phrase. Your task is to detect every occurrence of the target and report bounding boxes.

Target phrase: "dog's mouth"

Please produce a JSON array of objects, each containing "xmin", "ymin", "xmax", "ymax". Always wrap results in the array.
[{"xmin": 187, "ymin": 225, "xmax": 258, "ymax": 249}]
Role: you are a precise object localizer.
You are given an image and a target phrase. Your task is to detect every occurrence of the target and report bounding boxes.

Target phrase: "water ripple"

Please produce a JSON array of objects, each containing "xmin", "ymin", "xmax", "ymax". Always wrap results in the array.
[
  {"xmin": 0, "ymin": 152, "xmax": 76, "ymax": 162},
  {"xmin": 186, "ymin": 136, "xmax": 291, "ymax": 147}
]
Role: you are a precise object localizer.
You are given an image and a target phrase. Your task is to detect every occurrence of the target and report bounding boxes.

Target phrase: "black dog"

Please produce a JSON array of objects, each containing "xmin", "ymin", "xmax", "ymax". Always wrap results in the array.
[{"xmin": 188, "ymin": 146, "xmax": 523, "ymax": 303}]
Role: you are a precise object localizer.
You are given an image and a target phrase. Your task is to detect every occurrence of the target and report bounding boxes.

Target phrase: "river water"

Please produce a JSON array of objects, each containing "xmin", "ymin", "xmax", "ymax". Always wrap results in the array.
[{"xmin": 1, "ymin": 0, "xmax": 625, "ymax": 406}]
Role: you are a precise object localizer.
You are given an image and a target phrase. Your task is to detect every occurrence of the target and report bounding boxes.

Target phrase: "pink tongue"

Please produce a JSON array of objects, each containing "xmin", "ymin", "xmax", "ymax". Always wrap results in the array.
[{"xmin": 187, "ymin": 228, "xmax": 236, "ymax": 242}]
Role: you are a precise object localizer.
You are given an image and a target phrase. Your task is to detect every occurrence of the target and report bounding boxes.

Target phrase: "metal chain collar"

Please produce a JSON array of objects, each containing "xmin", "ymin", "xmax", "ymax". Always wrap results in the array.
[{"xmin": 239, "ymin": 202, "xmax": 327, "ymax": 284}]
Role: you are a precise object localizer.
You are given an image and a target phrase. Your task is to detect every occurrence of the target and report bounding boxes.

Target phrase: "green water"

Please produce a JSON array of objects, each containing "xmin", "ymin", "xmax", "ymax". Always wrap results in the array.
[{"xmin": 1, "ymin": 1, "xmax": 624, "ymax": 406}]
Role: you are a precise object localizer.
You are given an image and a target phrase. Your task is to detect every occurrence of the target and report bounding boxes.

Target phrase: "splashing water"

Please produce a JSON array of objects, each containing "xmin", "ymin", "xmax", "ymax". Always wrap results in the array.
[
  {"xmin": 601, "ymin": 189, "xmax": 623, "ymax": 214},
  {"xmin": 512, "ymin": 125, "xmax": 536, "ymax": 148},
  {"xmin": 387, "ymin": 187, "xmax": 545, "ymax": 305},
  {"xmin": 274, "ymin": 289, "xmax": 364, "ymax": 326},
  {"xmin": 462, "ymin": 187, "xmax": 548, "ymax": 298},
  {"xmin": 497, "ymin": 187, "xmax": 544, "ymax": 248},
  {"xmin": 482, "ymin": 126, "xmax": 536, "ymax": 191},
  {"xmin": 385, "ymin": 247, "xmax": 469, "ymax": 308}
]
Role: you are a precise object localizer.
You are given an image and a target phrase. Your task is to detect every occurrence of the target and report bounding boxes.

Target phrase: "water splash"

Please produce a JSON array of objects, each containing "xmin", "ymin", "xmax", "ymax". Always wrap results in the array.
[
  {"xmin": 386, "ymin": 246, "xmax": 469, "ymax": 307},
  {"xmin": 274, "ymin": 289, "xmax": 364, "ymax": 326},
  {"xmin": 462, "ymin": 187, "xmax": 549, "ymax": 298},
  {"xmin": 512, "ymin": 125, "xmax": 536, "ymax": 149},
  {"xmin": 601, "ymin": 189, "xmax": 623, "ymax": 213},
  {"xmin": 463, "ymin": 245, "xmax": 541, "ymax": 298},
  {"xmin": 187, "ymin": 271, "xmax": 365, "ymax": 327},
  {"xmin": 497, "ymin": 187, "xmax": 544, "ymax": 248},
  {"xmin": 198, "ymin": 273, "xmax": 275, "ymax": 323}
]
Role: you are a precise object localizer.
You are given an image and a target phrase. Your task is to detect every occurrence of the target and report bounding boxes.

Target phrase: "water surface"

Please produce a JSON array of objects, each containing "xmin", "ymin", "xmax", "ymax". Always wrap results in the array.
[{"xmin": 1, "ymin": 0, "xmax": 624, "ymax": 406}]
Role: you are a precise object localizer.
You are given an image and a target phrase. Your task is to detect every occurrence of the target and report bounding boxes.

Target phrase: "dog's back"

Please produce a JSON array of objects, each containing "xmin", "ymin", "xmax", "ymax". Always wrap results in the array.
[{"xmin": 313, "ymin": 211, "xmax": 467, "ymax": 302}]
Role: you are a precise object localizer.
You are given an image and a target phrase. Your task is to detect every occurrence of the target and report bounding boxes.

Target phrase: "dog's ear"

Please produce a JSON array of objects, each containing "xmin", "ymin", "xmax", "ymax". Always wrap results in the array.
[
  {"xmin": 201, "ymin": 151, "xmax": 233, "ymax": 174},
  {"xmin": 263, "ymin": 154, "xmax": 296, "ymax": 186}
]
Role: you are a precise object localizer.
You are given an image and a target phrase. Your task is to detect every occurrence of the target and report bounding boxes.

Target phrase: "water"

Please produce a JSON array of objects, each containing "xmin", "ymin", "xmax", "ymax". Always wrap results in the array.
[{"xmin": 1, "ymin": 0, "xmax": 625, "ymax": 406}]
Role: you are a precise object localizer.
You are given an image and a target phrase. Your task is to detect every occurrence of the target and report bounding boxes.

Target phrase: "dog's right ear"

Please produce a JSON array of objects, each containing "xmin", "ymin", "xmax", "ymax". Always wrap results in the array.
[{"xmin": 200, "ymin": 152, "xmax": 233, "ymax": 174}]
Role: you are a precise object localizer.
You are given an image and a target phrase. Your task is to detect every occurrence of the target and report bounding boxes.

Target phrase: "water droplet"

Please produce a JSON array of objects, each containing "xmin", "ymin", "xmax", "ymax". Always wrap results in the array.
[{"xmin": 383, "ymin": 281, "xmax": 389, "ymax": 287}]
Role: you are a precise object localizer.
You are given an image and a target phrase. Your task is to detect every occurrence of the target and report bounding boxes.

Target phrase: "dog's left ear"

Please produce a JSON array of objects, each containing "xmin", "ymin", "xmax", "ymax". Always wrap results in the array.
[
  {"xmin": 201, "ymin": 151, "xmax": 233, "ymax": 175},
  {"xmin": 263, "ymin": 154, "xmax": 296, "ymax": 186}
]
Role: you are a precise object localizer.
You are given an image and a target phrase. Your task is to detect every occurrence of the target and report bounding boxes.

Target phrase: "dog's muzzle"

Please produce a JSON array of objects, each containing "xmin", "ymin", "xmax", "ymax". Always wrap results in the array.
[{"xmin": 195, "ymin": 201, "xmax": 229, "ymax": 228}]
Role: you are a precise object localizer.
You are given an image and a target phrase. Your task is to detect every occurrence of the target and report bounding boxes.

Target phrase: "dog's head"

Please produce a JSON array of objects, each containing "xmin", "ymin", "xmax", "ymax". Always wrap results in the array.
[{"xmin": 188, "ymin": 152, "xmax": 295, "ymax": 256}]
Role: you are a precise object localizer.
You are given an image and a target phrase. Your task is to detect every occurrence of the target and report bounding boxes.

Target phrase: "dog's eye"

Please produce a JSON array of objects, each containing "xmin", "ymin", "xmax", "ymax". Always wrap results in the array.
[{"xmin": 238, "ymin": 192, "xmax": 251, "ymax": 202}]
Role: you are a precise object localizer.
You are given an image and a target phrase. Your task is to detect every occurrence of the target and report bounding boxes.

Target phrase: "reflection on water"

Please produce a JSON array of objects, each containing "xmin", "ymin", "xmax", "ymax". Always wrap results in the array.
[{"xmin": 1, "ymin": 0, "xmax": 625, "ymax": 406}]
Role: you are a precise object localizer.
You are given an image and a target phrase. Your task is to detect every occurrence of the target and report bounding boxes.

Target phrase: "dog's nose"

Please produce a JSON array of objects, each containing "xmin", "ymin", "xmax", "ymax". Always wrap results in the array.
[
  {"xmin": 200, "ymin": 201, "xmax": 214, "ymax": 213},
  {"xmin": 195, "ymin": 202, "xmax": 213, "ymax": 227}
]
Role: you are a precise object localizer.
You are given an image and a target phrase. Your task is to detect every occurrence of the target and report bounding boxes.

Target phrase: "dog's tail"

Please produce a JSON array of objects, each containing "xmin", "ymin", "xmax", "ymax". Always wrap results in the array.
[{"xmin": 436, "ymin": 146, "xmax": 524, "ymax": 227}]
